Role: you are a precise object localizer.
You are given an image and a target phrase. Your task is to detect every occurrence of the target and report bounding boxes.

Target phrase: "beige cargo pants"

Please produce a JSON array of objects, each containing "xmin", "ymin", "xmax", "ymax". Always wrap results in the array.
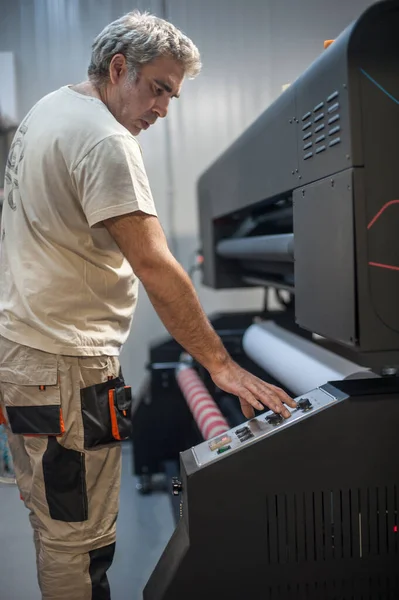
[{"xmin": 0, "ymin": 336, "xmax": 132, "ymax": 600}]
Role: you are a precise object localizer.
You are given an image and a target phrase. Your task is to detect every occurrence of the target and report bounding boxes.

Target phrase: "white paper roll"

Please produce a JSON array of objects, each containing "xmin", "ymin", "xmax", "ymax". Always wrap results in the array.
[{"xmin": 243, "ymin": 321, "xmax": 370, "ymax": 395}]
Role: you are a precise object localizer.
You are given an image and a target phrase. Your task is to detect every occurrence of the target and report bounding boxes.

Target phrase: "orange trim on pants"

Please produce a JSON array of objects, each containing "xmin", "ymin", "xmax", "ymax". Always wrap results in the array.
[
  {"xmin": 0, "ymin": 406, "xmax": 6, "ymax": 426},
  {"xmin": 108, "ymin": 390, "xmax": 122, "ymax": 441}
]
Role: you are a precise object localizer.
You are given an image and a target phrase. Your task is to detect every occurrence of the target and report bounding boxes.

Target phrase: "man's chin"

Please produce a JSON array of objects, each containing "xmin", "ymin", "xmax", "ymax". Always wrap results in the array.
[{"xmin": 130, "ymin": 126, "xmax": 141, "ymax": 136}]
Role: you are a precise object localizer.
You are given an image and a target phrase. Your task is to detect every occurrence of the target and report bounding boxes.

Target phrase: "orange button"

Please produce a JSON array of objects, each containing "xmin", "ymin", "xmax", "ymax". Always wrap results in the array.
[{"xmin": 324, "ymin": 40, "xmax": 335, "ymax": 50}]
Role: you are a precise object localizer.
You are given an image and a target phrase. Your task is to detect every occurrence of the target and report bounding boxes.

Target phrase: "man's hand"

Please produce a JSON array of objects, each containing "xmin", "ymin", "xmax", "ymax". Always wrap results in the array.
[{"xmin": 210, "ymin": 359, "xmax": 296, "ymax": 420}]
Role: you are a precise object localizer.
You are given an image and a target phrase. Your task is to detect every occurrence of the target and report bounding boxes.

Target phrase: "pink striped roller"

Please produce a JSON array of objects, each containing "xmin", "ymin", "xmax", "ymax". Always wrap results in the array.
[{"xmin": 176, "ymin": 365, "xmax": 230, "ymax": 440}]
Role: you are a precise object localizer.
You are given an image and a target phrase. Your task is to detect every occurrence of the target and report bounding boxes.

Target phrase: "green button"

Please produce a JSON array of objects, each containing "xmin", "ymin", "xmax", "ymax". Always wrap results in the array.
[{"xmin": 217, "ymin": 445, "xmax": 231, "ymax": 454}]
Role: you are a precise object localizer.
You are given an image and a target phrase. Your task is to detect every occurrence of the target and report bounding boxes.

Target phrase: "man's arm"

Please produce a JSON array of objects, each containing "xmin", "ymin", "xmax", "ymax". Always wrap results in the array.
[{"xmin": 104, "ymin": 212, "xmax": 296, "ymax": 419}]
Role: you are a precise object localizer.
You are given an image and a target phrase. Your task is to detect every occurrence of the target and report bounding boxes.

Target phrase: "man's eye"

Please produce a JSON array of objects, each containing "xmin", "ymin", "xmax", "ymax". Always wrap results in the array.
[{"xmin": 155, "ymin": 87, "xmax": 163, "ymax": 96}]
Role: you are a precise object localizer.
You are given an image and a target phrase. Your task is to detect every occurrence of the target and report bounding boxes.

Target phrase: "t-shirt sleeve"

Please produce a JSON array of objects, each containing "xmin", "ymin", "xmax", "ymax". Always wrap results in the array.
[{"xmin": 72, "ymin": 134, "xmax": 157, "ymax": 227}]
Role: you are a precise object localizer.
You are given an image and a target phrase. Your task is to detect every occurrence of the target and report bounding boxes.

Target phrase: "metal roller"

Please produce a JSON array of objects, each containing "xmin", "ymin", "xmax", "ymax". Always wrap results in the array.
[{"xmin": 216, "ymin": 233, "xmax": 294, "ymax": 262}]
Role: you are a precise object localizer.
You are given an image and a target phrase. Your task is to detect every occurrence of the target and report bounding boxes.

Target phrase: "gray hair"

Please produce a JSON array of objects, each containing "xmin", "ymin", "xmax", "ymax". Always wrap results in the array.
[{"xmin": 88, "ymin": 10, "xmax": 201, "ymax": 87}]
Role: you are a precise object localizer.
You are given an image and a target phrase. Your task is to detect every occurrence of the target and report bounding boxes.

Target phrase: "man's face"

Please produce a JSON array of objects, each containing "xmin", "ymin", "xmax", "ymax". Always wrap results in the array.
[{"xmin": 106, "ymin": 54, "xmax": 184, "ymax": 136}]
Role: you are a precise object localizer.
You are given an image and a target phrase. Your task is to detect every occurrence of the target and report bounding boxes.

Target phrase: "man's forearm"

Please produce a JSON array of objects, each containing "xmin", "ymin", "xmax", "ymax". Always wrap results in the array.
[
  {"xmin": 103, "ymin": 212, "xmax": 231, "ymax": 373},
  {"xmin": 139, "ymin": 256, "xmax": 230, "ymax": 374}
]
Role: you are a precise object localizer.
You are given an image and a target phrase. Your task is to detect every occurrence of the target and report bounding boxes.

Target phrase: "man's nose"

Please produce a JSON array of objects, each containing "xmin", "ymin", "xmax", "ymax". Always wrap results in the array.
[{"xmin": 153, "ymin": 96, "xmax": 170, "ymax": 119}]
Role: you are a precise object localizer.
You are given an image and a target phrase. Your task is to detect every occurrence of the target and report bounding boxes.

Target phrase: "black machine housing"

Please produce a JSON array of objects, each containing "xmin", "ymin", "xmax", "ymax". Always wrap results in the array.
[
  {"xmin": 144, "ymin": 379, "xmax": 399, "ymax": 600},
  {"xmin": 198, "ymin": 0, "xmax": 399, "ymax": 367}
]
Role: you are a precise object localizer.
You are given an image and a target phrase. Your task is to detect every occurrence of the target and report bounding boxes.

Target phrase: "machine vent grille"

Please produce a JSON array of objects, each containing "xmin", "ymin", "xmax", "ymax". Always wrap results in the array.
[
  {"xmin": 265, "ymin": 576, "xmax": 399, "ymax": 600},
  {"xmin": 265, "ymin": 486, "xmax": 398, "ymax": 565}
]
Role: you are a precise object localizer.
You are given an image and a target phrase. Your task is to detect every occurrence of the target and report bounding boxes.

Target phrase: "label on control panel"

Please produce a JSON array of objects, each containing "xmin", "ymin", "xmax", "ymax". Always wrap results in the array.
[{"xmin": 209, "ymin": 435, "xmax": 232, "ymax": 452}]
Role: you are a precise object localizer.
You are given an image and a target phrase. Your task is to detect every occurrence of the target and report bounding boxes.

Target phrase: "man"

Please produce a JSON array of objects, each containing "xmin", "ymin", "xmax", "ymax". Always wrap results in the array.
[{"xmin": 0, "ymin": 10, "xmax": 296, "ymax": 600}]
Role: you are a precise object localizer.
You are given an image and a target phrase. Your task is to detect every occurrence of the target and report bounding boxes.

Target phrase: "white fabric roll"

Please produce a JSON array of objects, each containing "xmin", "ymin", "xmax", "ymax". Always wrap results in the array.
[{"xmin": 243, "ymin": 321, "xmax": 369, "ymax": 395}]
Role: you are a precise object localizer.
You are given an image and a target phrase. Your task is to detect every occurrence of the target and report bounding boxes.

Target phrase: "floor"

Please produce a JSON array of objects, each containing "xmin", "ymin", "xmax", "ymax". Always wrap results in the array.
[{"xmin": 0, "ymin": 443, "xmax": 175, "ymax": 600}]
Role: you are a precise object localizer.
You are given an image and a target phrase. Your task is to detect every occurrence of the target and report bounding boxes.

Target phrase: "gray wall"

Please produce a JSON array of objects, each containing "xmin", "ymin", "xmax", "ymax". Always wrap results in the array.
[{"xmin": 0, "ymin": 0, "xmax": 376, "ymax": 391}]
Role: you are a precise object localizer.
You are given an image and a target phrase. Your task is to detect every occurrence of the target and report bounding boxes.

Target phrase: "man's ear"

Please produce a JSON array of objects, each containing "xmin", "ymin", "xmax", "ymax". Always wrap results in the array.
[{"xmin": 109, "ymin": 54, "xmax": 127, "ymax": 85}]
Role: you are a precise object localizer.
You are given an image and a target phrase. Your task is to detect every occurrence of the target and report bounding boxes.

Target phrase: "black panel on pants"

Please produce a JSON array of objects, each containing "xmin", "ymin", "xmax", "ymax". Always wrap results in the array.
[
  {"xmin": 6, "ymin": 405, "xmax": 62, "ymax": 435},
  {"xmin": 89, "ymin": 543, "xmax": 116, "ymax": 600},
  {"xmin": 42, "ymin": 437, "xmax": 88, "ymax": 522}
]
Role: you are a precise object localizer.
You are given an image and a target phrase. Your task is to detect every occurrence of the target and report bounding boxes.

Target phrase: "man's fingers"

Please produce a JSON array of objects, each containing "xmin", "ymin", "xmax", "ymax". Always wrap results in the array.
[
  {"xmin": 249, "ymin": 383, "xmax": 292, "ymax": 418},
  {"xmin": 239, "ymin": 398, "xmax": 255, "ymax": 420},
  {"xmin": 281, "ymin": 406, "xmax": 292, "ymax": 418},
  {"xmin": 251, "ymin": 379, "xmax": 296, "ymax": 415},
  {"xmin": 270, "ymin": 384, "xmax": 297, "ymax": 408},
  {"xmin": 249, "ymin": 382, "xmax": 285, "ymax": 413},
  {"xmin": 225, "ymin": 368, "xmax": 296, "ymax": 420},
  {"xmin": 252, "ymin": 377, "xmax": 295, "ymax": 409},
  {"xmin": 238, "ymin": 385, "xmax": 291, "ymax": 421},
  {"xmin": 239, "ymin": 390, "xmax": 264, "ymax": 413}
]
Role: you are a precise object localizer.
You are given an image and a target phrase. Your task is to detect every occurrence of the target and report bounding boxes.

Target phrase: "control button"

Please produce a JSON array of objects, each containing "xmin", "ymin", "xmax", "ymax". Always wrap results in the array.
[
  {"xmin": 328, "ymin": 102, "xmax": 340, "ymax": 114},
  {"xmin": 209, "ymin": 435, "xmax": 232, "ymax": 451},
  {"xmin": 303, "ymin": 131, "xmax": 312, "ymax": 141},
  {"xmin": 172, "ymin": 477, "xmax": 183, "ymax": 496},
  {"xmin": 316, "ymin": 145, "xmax": 326, "ymax": 154},
  {"xmin": 302, "ymin": 121, "xmax": 312, "ymax": 131},
  {"xmin": 304, "ymin": 151, "xmax": 313, "ymax": 160},
  {"xmin": 266, "ymin": 413, "xmax": 284, "ymax": 425},
  {"xmin": 235, "ymin": 427, "xmax": 249, "ymax": 436},
  {"xmin": 329, "ymin": 125, "xmax": 341, "ymax": 136},
  {"xmin": 315, "ymin": 134, "xmax": 326, "ymax": 143},
  {"xmin": 314, "ymin": 102, "xmax": 324, "ymax": 113},
  {"xmin": 236, "ymin": 431, "xmax": 252, "ymax": 440},
  {"xmin": 239, "ymin": 433, "xmax": 254, "ymax": 442},
  {"xmin": 329, "ymin": 137, "xmax": 341, "ymax": 147},
  {"xmin": 328, "ymin": 114, "xmax": 340, "ymax": 125},
  {"xmin": 303, "ymin": 142, "xmax": 312, "ymax": 151},
  {"xmin": 297, "ymin": 398, "xmax": 313, "ymax": 411},
  {"xmin": 314, "ymin": 112, "xmax": 325, "ymax": 123},
  {"xmin": 314, "ymin": 123, "xmax": 325, "ymax": 134},
  {"xmin": 302, "ymin": 111, "xmax": 311, "ymax": 121},
  {"xmin": 217, "ymin": 445, "xmax": 231, "ymax": 454}
]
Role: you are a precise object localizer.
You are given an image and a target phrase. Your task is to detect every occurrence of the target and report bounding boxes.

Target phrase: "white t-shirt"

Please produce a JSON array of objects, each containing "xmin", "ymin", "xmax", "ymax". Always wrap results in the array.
[{"xmin": 0, "ymin": 86, "xmax": 157, "ymax": 356}]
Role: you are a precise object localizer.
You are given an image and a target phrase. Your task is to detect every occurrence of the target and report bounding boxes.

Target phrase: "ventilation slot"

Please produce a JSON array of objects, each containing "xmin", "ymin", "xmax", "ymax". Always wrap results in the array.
[{"xmin": 265, "ymin": 486, "xmax": 398, "ymax": 565}]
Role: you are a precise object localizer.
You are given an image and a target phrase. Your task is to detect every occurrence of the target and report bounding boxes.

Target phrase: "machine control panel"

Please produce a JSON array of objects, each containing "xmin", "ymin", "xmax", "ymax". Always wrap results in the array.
[{"xmin": 192, "ymin": 386, "xmax": 347, "ymax": 466}]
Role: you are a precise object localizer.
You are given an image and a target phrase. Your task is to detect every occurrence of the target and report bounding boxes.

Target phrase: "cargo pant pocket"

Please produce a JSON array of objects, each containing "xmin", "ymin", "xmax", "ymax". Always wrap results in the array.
[
  {"xmin": 81, "ymin": 377, "xmax": 132, "ymax": 449},
  {"xmin": 0, "ymin": 361, "xmax": 64, "ymax": 436}
]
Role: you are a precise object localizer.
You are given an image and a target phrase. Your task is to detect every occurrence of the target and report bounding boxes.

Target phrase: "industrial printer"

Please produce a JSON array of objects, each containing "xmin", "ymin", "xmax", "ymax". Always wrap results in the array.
[{"xmin": 138, "ymin": 1, "xmax": 399, "ymax": 598}]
